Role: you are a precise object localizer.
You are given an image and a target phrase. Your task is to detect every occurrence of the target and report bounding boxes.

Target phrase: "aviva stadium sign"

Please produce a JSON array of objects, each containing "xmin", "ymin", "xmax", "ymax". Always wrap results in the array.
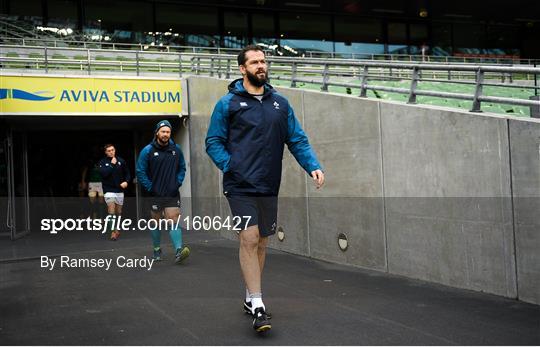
[{"xmin": 0, "ymin": 75, "xmax": 182, "ymax": 115}]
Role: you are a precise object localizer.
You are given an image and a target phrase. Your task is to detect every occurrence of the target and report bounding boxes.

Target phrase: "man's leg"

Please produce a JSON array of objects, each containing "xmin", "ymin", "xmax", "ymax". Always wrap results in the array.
[
  {"xmin": 257, "ymin": 236, "xmax": 269, "ymax": 273},
  {"xmin": 150, "ymin": 210, "xmax": 163, "ymax": 260},
  {"xmin": 245, "ymin": 235, "xmax": 268, "ymax": 305},
  {"xmin": 88, "ymin": 191, "xmax": 97, "ymax": 219},
  {"xmin": 164, "ymin": 207, "xmax": 189, "ymax": 263},
  {"xmin": 240, "ymin": 225, "xmax": 271, "ymax": 332},
  {"xmin": 239, "ymin": 225, "xmax": 263, "ymax": 304},
  {"xmin": 105, "ymin": 200, "xmax": 116, "ymax": 240},
  {"xmin": 110, "ymin": 202, "xmax": 123, "ymax": 240},
  {"xmin": 163, "ymin": 207, "xmax": 182, "ymax": 250},
  {"xmin": 97, "ymin": 193, "xmax": 105, "ymax": 218}
]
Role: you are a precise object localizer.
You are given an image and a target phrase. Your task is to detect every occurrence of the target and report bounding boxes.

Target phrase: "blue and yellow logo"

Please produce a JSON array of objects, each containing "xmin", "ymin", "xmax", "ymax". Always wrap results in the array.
[{"xmin": 0, "ymin": 88, "xmax": 55, "ymax": 101}]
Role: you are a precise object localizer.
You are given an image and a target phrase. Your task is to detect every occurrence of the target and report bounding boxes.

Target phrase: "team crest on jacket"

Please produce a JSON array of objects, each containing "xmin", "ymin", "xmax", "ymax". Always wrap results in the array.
[
  {"xmin": 172, "ymin": 151, "xmax": 176, "ymax": 155},
  {"xmin": 154, "ymin": 152, "xmax": 159, "ymax": 156},
  {"xmin": 273, "ymin": 101, "xmax": 280, "ymax": 109}
]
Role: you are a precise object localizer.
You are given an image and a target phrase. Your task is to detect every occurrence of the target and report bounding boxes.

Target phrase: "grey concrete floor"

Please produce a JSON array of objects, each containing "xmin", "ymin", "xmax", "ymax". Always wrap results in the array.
[{"xmin": 0, "ymin": 230, "xmax": 539, "ymax": 345}]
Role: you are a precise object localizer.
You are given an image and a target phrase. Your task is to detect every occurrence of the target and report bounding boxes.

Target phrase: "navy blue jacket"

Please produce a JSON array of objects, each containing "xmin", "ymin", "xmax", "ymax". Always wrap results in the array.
[
  {"xmin": 136, "ymin": 139, "xmax": 186, "ymax": 197},
  {"xmin": 98, "ymin": 156, "xmax": 131, "ymax": 193},
  {"xmin": 205, "ymin": 79, "xmax": 321, "ymax": 196}
]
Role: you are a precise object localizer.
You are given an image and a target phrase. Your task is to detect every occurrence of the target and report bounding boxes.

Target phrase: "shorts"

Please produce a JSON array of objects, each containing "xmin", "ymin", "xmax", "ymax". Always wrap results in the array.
[
  {"xmin": 150, "ymin": 194, "xmax": 181, "ymax": 212},
  {"xmin": 226, "ymin": 195, "xmax": 278, "ymax": 237},
  {"xmin": 88, "ymin": 182, "xmax": 104, "ymax": 197},
  {"xmin": 104, "ymin": 192, "xmax": 124, "ymax": 206}
]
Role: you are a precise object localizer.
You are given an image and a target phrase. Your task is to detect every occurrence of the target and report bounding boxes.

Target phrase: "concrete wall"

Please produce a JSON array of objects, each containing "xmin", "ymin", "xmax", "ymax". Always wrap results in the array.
[
  {"xmin": 380, "ymin": 103, "xmax": 516, "ymax": 298},
  {"xmin": 185, "ymin": 77, "xmax": 229, "ymax": 238},
  {"xmin": 303, "ymin": 93, "xmax": 387, "ymax": 271},
  {"xmin": 185, "ymin": 76, "xmax": 540, "ymax": 305},
  {"xmin": 508, "ymin": 119, "xmax": 540, "ymax": 305}
]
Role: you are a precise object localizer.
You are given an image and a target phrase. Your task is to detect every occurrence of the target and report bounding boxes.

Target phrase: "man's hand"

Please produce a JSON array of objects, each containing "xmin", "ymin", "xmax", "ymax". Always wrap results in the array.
[
  {"xmin": 111, "ymin": 157, "xmax": 117, "ymax": 165},
  {"xmin": 311, "ymin": 169, "xmax": 325, "ymax": 189},
  {"xmin": 120, "ymin": 182, "xmax": 128, "ymax": 189}
]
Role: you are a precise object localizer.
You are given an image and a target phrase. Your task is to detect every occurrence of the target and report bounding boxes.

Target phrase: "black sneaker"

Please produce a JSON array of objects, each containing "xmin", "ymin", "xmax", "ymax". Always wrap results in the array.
[
  {"xmin": 244, "ymin": 300, "xmax": 272, "ymax": 319},
  {"xmin": 252, "ymin": 307, "xmax": 271, "ymax": 333},
  {"xmin": 175, "ymin": 246, "xmax": 190, "ymax": 264},
  {"xmin": 152, "ymin": 248, "xmax": 162, "ymax": 261}
]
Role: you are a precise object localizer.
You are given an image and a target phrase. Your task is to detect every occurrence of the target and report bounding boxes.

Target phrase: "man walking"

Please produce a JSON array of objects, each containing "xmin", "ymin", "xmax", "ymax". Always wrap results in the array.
[
  {"xmin": 205, "ymin": 45, "xmax": 324, "ymax": 332},
  {"xmin": 81, "ymin": 154, "xmax": 105, "ymax": 220},
  {"xmin": 136, "ymin": 120, "xmax": 190, "ymax": 263},
  {"xmin": 98, "ymin": 144, "xmax": 131, "ymax": 241}
]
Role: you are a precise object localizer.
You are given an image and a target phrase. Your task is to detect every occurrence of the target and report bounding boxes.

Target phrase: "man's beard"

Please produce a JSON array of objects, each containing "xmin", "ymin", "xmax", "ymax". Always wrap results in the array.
[
  {"xmin": 246, "ymin": 69, "xmax": 268, "ymax": 87},
  {"xmin": 156, "ymin": 135, "xmax": 169, "ymax": 145}
]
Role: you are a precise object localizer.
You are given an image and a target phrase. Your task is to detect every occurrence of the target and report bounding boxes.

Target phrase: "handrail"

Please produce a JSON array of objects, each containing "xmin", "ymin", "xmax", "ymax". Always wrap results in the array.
[
  {"xmin": 1, "ymin": 35, "xmax": 538, "ymax": 66},
  {"xmin": 0, "ymin": 44, "xmax": 538, "ymax": 114}
]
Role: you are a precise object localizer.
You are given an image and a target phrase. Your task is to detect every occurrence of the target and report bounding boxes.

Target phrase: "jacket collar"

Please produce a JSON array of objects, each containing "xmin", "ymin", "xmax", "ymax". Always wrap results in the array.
[
  {"xmin": 228, "ymin": 78, "xmax": 275, "ymax": 99},
  {"xmin": 151, "ymin": 138, "xmax": 175, "ymax": 150}
]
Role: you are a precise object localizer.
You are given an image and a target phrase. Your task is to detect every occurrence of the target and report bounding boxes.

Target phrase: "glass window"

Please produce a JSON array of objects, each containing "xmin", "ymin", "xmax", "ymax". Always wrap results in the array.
[
  {"xmin": 453, "ymin": 23, "xmax": 485, "ymax": 49},
  {"xmin": 334, "ymin": 42, "xmax": 385, "ymax": 56},
  {"xmin": 387, "ymin": 22, "xmax": 407, "ymax": 44},
  {"xmin": 224, "ymin": 11, "xmax": 248, "ymax": 37},
  {"xmin": 84, "ymin": 0, "xmax": 152, "ymax": 32},
  {"xmin": 252, "ymin": 12, "xmax": 275, "ymax": 38},
  {"xmin": 47, "ymin": 0, "xmax": 78, "ymax": 27},
  {"xmin": 8, "ymin": 0, "xmax": 42, "ymax": 17},
  {"xmin": 432, "ymin": 23, "xmax": 451, "ymax": 46},
  {"xmin": 279, "ymin": 12, "xmax": 330, "ymax": 40},
  {"xmin": 388, "ymin": 44, "xmax": 408, "ymax": 54},
  {"xmin": 332, "ymin": 0, "xmax": 363, "ymax": 14},
  {"xmin": 431, "ymin": 22, "xmax": 452, "ymax": 55},
  {"xmin": 334, "ymin": 16, "xmax": 382, "ymax": 43},
  {"xmin": 487, "ymin": 25, "xmax": 519, "ymax": 49},
  {"xmin": 279, "ymin": 0, "xmax": 324, "ymax": 10},
  {"xmin": 409, "ymin": 23, "xmax": 428, "ymax": 45},
  {"xmin": 223, "ymin": 12, "xmax": 249, "ymax": 49},
  {"xmin": 155, "ymin": 4, "xmax": 218, "ymax": 35}
]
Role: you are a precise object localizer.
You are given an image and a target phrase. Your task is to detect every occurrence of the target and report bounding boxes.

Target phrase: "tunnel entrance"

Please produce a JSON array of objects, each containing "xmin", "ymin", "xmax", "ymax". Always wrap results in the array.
[{"xmin": 0, "ymin": 115, "xmax": 184, "ymax": 239}]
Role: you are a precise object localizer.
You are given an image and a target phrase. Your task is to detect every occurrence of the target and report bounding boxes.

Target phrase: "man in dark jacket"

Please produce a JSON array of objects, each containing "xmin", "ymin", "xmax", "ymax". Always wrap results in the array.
[
  {"xmin": 206, "ymin": 45, "xmax": 325, "ymax": 333},
  {"xmin": 98, "ymin": 144, "xmax": 131, "ymax": 241},
  {"xmin": 136, "ymin": 120, "xmax": 189, "ymax": 264}
]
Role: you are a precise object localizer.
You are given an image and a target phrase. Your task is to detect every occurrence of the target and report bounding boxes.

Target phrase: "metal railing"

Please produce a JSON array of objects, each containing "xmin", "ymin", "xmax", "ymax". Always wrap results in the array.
[
  {"xmin": 0, "ymin": 36, "xmax": 247, "ymax": 55},
  {"xmin": 301, "ymin": 50, "xmax": 539, "ymax": 66},
  {"xmin": 1, "ymin": 36, "xmax": 539, "ymax": 66},
  {"xmin": 1, "ymin": 44, "xmax": 539, "ymax": 114}
]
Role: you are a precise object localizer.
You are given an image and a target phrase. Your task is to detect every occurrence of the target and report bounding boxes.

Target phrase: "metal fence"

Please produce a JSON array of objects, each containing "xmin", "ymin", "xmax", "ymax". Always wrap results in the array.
[
  {"xmin": 1, "ymin": 44, "xmax": 539, "ymax": 114},
  {"xmin": 2, "ymin": 36, "xmax": 539, "ymax": 66}
]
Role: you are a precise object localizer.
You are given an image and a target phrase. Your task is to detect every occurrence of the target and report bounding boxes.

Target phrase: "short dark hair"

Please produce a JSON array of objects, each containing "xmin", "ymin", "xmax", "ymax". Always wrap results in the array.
[
  {"xmin": 237, "ymin": 45, "xmax": 265, "ymax": 66},
  {"xmin": 103, "ymin": 144, "xmax": 114, "ymax": 151}
]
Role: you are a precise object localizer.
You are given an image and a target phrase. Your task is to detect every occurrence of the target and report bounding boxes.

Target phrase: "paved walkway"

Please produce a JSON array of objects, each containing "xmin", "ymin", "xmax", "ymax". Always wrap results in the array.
[{"xmin": 1, "ymin": 230, "xmax": 538, "ymax": 345}]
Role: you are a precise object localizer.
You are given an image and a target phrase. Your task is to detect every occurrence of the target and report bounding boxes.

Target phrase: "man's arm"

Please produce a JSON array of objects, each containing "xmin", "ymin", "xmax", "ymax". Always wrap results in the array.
[
  {"xmin": 286, "ymin": 104, "xmax": 322, "ymax": 173},
  {"xmin": 135, "ymin": 146, "xmax": 152, "ymax": 192},
  {"xmin": 286, "ymin": 104, "xmax": 325, "ymax": 188},
  {"xmin": 120, "ymin": 157, "xmax": 131, "ymax": 189},
  {"xmin": 176, "ymin": 144, "xmax": 186, "ymax": 187},
  {"xmin": 205, "ymin": 99, "xmax": 231, "ymax": 172},
  {"xmin": 122, "ymin": 158, "xmax": 131, "ymax": 183}
]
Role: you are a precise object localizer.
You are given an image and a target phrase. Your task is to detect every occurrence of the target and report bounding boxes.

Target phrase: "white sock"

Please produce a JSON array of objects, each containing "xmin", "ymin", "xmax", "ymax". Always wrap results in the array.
[
  {"xmin": 245, "ymin": 288, "xmax": 251, "ymax": 303},
  {"xmin": 250, "ymin": 293, "xmax": 265, "ymax": 314}
]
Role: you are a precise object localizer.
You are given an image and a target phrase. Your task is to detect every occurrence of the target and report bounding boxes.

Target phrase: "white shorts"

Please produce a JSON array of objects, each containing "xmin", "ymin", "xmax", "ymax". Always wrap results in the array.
[
  {"xmin": 88, "ymin": 182, "xmax": 103, "ymax": 197},
  {"xmin": 104, "ymin": 192, "xmax": 124, "ymax": 206}
]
